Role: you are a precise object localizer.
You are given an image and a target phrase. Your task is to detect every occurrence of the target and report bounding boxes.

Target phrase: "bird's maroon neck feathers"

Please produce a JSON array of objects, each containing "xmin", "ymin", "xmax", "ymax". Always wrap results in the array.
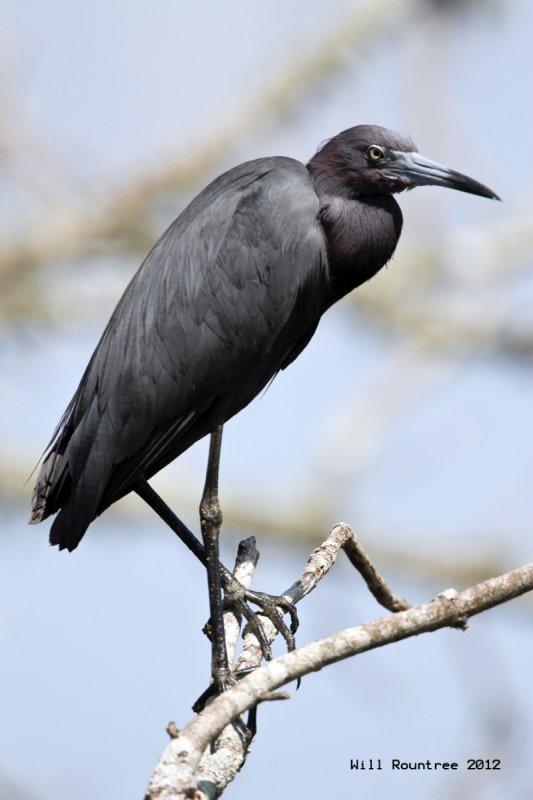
[{"xmin": 307, "ymin": 140, "xmax": 403, "ymax": 304}]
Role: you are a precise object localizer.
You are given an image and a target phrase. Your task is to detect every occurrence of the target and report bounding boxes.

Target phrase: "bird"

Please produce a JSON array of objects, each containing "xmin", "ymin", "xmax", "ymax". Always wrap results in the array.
[{"xmin": 30, "ymin": 124, "xmax": 498, "ymax": 689}]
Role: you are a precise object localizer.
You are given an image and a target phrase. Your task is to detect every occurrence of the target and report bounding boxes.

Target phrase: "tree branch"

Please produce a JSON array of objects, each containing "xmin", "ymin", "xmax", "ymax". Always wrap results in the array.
[
  {"xmin": 145, "ymin": 523, "xmax": 532, "ymax": 800},
  {"xmin": 188, "ymin": 537, "xmax": 260, "ymax": 798}
]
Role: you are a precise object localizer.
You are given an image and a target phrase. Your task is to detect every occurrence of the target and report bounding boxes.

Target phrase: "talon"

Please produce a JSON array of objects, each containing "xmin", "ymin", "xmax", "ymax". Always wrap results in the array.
[
  {"xmin": 192, "ymin": 666, "xmax": 234, "ymax": 713},
  {"xmin": 242, "ymin": 613, "xmax": 273, "ymax": 660},
  {"xmin": 277, "ymin": 597, "xmax": 299, "ymax": 635}
]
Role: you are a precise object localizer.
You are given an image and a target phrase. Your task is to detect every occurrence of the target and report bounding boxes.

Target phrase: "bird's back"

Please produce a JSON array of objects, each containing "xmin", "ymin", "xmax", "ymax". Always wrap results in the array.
[{"xmin": 31, "ymin": 157, "xmax": 329, "ymax": 550}]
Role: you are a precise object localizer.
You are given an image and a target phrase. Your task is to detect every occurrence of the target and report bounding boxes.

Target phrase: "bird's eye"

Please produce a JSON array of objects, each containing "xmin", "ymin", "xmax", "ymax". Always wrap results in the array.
[{"xmin": 367, "ymin": 145, "xmax": 385, "ymax": 162}]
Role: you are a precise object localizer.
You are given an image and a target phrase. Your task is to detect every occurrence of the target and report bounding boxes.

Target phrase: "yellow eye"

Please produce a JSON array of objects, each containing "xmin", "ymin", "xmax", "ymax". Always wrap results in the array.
[{"xmin": 367, "ymin": 145, "xmax": 385, "ymax": 162}]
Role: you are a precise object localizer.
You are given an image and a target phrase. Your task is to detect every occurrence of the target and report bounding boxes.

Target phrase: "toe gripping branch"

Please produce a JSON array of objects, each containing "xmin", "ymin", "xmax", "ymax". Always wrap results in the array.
[
  {"xmin": 222, "ymin": 577, "xmax": 299, "ymax": 659},
  {"xmin": 193, "ymin": 549, "xmax": 300, "ymax": 716},
  {"xmin": 193, "ymin": 522, "xmax": 414, "ymax": 721},
  {"xmin": 159, "ymin": 519, "xmax": 431, "ymax": 800}
]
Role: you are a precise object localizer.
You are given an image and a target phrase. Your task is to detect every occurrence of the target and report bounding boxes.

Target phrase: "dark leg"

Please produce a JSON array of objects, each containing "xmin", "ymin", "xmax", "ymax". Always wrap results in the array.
[
  {"xmin": 136, "ymin": 479, "xmax": 272, "ymax": 671},
  {"xmin": 135, "ymin": 479, "xmax": 207, "ymax": 567},
  {"xmin": 135, "ymin": 478, "xmax": 299, "ymax": 659},
  {"xmin": 199, "ymin": 424, "xmax": 229, "ymax": 690},
  {"xmin": 199, "ymin": 431, "xmax": 299, "ymax": 662}
]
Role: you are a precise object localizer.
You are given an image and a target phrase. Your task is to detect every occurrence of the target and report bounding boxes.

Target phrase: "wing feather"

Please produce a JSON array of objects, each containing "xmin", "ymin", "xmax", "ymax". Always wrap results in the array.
[{"xmin": 33, "ymin": 157, "xmax": 328, "ymax": 549}]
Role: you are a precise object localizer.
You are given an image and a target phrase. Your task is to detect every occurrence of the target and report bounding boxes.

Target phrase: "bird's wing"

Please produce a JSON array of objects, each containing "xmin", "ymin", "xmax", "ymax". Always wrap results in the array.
[{"xmin": 34, "ymin": 157, "xmax": 328, "ymax": 548}]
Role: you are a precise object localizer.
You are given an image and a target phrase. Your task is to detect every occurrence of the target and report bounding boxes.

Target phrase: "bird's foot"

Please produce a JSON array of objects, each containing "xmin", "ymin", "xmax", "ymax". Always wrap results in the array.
[
  {"xmin": 222, "ymin": 578, "xmax": 299, "ymax": 659},
  {"xmin": 194, "ymin": 582, "xmax": 299, "ymax": 715},
  {"xmin": 192, "ymin": 664, "xmax": 263, "ymax": 751},
  {"xmin": 192, "ymin": 666, "xmax": 233, "ymax": 713},
  {"xmin": 192, "ymin": 665, "xmax": 255, "ymax": 717}
]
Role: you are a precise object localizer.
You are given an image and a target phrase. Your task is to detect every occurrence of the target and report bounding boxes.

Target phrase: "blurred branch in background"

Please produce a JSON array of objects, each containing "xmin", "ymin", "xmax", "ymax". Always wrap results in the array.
[
  {"xmin": 347, "ymin": 219, "xmax": 533, "ymax": 358},
  {"xmin": 432, "ymin": 631, "xmax": 530, "ymax": 800},
  {"xmin": 2, "ymin": 451, "xmax": 516, "ymax": 589},
  {"xmin": 4, "ymin": 0, "xmax": 530, "ymax": 358},
  {"xmin": 0, "ymin": 0, "xmax": 414, "ymax": 322},
  {"xmin": 0, "ymin": 770, "xmax": 42, "ymax": 800}
]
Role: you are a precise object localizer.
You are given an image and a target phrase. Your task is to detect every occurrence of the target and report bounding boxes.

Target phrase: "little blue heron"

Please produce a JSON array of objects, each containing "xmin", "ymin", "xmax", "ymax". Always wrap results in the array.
[{"xmin": 30, "ymin": 125, "xmax": 498, "ymax": 691}]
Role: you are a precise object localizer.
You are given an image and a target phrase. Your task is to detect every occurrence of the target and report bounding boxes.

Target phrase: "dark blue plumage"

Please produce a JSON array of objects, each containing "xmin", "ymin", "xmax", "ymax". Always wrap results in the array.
[{"xmin": 30, "ymin": 125, "xmax": 498, "ymax": 550}]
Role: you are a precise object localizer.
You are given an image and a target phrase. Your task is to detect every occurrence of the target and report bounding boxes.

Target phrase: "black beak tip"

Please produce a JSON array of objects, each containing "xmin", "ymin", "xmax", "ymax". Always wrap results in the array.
[
  {"xmin": 463, "ymin": 177, "xmax": 501, "ymax": 201},
  {"xmin": 467, "ymin": 183, "xmax": 501, "ymax": 201},
  {"xmin": 481, "ymin": 184, "xmax": 501, "ymax": 201}
]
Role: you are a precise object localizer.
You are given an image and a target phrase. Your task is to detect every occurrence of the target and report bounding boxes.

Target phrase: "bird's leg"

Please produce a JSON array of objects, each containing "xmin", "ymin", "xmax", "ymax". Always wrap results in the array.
[
  {"xmin": 135, "ymin": 480, "xmax": 291, "ymax": 659},
  {"xmin": 135, "ymin": 479, "xmax": 299, "ymax": 661},
  {"xmin": 199, "ymin": 424, "xmax": 230, "ymax": 693},
  {"xmin": 135, "ymin": 479, "xmax": 207, "ymax": 566}
]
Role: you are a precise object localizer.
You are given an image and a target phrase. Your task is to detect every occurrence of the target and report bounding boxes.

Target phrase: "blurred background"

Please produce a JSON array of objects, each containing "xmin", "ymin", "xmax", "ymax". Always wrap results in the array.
[{"xmin": 1, "ymin": 0, "xmax": 532, "ymax": 798}]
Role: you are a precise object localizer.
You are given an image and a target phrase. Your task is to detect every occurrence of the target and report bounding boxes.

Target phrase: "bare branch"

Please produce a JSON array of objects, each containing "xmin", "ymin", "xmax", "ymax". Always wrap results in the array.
[
  {"xmin": 221, "ymin": 537, "xmax": 259, "ymax": 662},
  {"xmin": 151, "ymin": 523, "xmax": 385, "ymax": 799},
  {"xmin": 342, "ymin": 529, "xmax": 411, "ymax": 612},
  {"xmin": 282, "ymin": 522, "xmax": 407, "ymax": 607},
  {"xmin": 3, "ymin": 455, "xmax": 515, "ymax": 587},
  {"xmin": 235, "ymin": 522, "xmax": 406, "ymax": 677},
  {"xmin": 189, "ymin": 538, "xmax": 259, "ymax": 799},
  {"xmin": 145, "ymin": 520, "xmax": 532, "ymax": 799},
  {"xmin": 284, "ymin": 522, "xmax": 409, "ymax": 610}
]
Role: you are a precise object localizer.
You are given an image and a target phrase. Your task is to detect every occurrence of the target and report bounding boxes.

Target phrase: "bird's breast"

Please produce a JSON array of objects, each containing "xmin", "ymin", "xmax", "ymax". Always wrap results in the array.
[{"xmin": 319, "ymin": 193, "xmax": 403, "ymax": 305}]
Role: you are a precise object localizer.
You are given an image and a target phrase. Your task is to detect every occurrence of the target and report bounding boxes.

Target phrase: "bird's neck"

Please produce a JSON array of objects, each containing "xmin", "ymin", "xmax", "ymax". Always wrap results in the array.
[{"xmin": 316, "ymin": 191, "xmax": 403, "ymax": 306}]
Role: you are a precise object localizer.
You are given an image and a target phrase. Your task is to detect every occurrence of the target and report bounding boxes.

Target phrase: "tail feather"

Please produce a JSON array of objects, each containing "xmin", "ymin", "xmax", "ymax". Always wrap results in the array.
[
  {"xmin": 43, "ymin": 455, "xmax": 109, "ymax": 551},
  {"xmin": 29, "ymin": 449, "xmax": 67, "ymax": 525},
  {"xmin": 49, "ymin": 503, "xmax": 91, "ymax": 552},
  {"xmin": 29, "ymin": 392, "xmax": 108, "ymax": 549}
]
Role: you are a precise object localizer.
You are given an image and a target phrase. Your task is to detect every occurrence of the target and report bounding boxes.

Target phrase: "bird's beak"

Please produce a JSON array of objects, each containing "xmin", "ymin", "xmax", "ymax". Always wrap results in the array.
[{"xmin": 387, "ymin": 150, "xmax": 500, "ymax": 200}]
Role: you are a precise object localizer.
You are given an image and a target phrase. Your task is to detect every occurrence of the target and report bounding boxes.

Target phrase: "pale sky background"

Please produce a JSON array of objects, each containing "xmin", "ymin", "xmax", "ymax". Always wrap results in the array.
[{"xmin": 1, "ymin": 2, "xmax": 532, "ymax": 799}]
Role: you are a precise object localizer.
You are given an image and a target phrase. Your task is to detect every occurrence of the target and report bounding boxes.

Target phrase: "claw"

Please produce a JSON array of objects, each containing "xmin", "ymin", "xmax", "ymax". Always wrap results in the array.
[
  {"xmin": 231, "ymin": 598, "xmax": 273, "ymax": 660},
  {"xmin": 281, "ymin": 599, "xmax": 299, "ymax": 635},
  {"xmin": 238, "ymin": 591, "xmax": 302, "ymax": 691},
  {"xmin": 192, "ymin": 666, "xmax": 234, "ymax": 714},
  {"xmin": 192, "ymin": 666, "xmax": 259, "ymax": 749},
  {"xmin": 248, "ymin": 599, "xmax": 295, "ymax": 652},
  {"xmin": 192, "ymin": 684, "xmax": 214, "ymax": 713}
]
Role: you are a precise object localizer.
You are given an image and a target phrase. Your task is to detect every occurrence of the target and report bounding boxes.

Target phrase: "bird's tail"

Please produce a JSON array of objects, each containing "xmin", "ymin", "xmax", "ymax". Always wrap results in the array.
[
  {"xmin": 29, "ymin": 448, "xmax": 68, "ymax": 525},
  {"xmin": 29, "ymin": 393, "xmax": 78, "ymax": 528},
  {"xmin": 29, "ymin": 443, "xmax": 107, "ymax": 551},
  {"xmin": 29, "ymin": 394, "xmax": 109, "ymax": 551},
  {"xmin": 47, "ymin": 493, "xmax": 95, "ymax": 552}
]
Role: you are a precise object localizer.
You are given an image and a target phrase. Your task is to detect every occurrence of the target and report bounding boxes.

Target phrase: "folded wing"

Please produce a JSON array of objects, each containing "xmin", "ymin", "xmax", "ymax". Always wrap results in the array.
[{"xmin": 31, "ymin": 157, "xmax": 328, "ymax": 550}]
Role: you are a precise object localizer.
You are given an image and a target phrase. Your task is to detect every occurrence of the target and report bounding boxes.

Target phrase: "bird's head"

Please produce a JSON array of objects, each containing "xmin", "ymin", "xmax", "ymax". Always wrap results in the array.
[{"xmin": 308, "ymin": 124, "xmax": 500, "ymax": 200}]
